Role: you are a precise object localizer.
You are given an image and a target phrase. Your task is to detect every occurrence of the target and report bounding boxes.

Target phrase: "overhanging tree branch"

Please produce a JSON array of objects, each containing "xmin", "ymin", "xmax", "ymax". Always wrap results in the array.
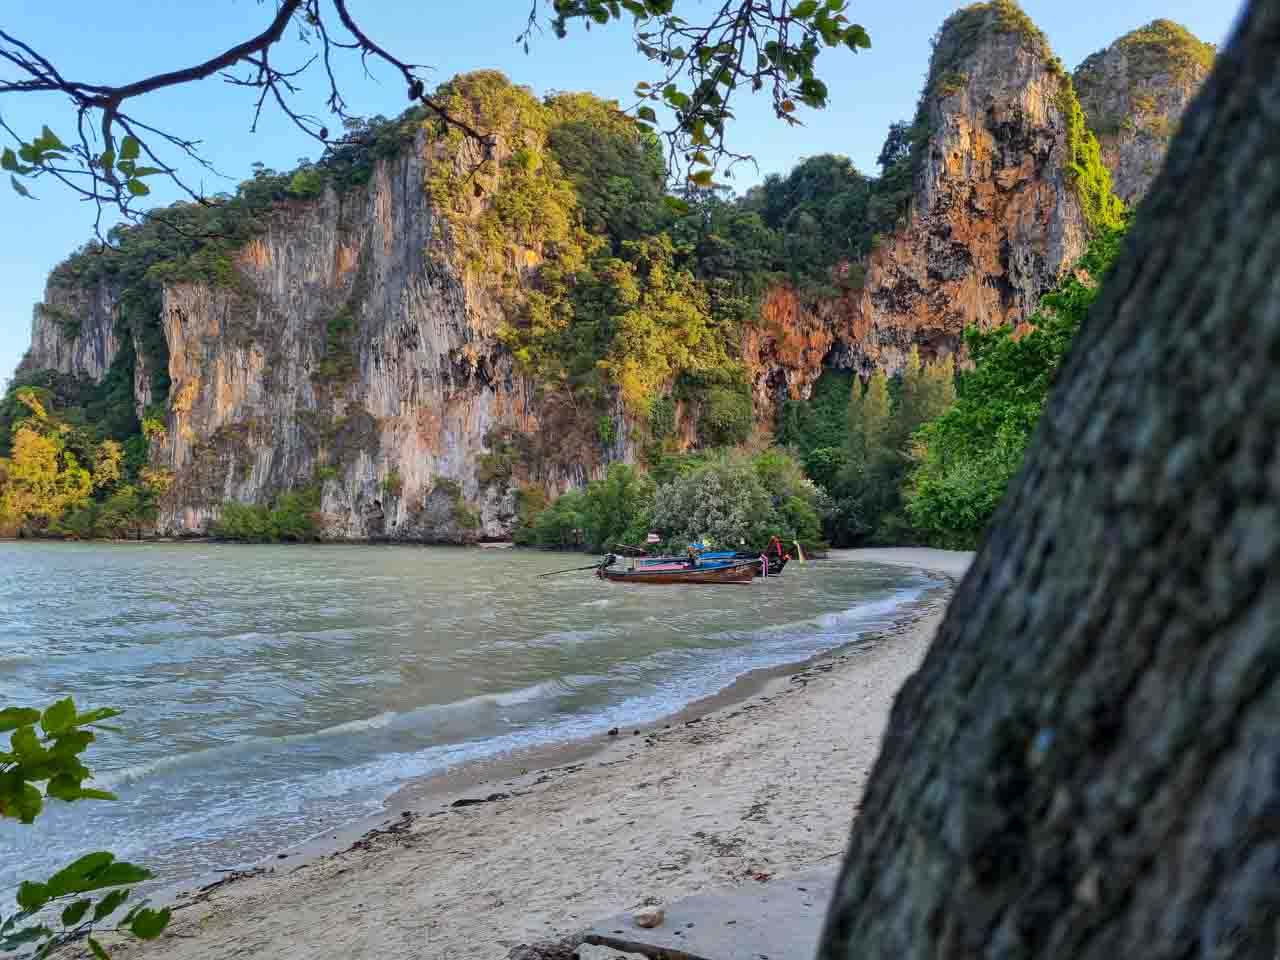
[{"xmin": 0, "ymin": 0, "xmax": 869, "ymax": 235}]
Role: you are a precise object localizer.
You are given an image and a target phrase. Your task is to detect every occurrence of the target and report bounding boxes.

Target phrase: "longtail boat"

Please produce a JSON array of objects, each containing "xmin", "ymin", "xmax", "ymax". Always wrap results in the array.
[
  {"xmin": 596, "ymin": 554, "xmax": 755, "ymax": 584},
  {"xmin": 632, "ymin": 537, "xmax": 792, "ymax": 577}
]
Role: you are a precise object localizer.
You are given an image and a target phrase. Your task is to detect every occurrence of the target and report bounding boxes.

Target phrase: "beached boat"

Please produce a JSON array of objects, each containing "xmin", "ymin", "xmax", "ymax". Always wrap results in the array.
[
  {"xmin": 597, "ymin": 556, "xmax": 756, "ymax": 584},
  {"xmin": 633, "ymin": 539, "xmax": 791, "ymax": 577}
]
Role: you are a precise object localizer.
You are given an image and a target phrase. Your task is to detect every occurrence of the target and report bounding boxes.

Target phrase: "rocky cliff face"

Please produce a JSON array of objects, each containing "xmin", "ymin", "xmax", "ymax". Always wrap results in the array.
[
  {"xmin": 18, "ymin": 5, "xmax": 1205, "ymax": 538},
  {"xmin": 741, "ymin": 1, "xmax": 1089, "ymax": 415},
  {"xmin": 24, "ymin": 126, "xmax": 629, "ymax": 540},
  {"xmin": 22, "ymin": 277, "xmax": 122, "ymax": 385},
  {"xmin": 1074, "ymin": 20, "xmax": 1214, "ymax": 204}
]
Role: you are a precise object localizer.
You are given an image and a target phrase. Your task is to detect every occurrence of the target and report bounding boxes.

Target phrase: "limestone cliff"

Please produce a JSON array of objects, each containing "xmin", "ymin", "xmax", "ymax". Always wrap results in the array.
[
  {"xmin": 1074, "ymin": 20, "xmax": 1214, "ymax": 205},
  {"xmin": 23, "ymin": 120, "xmax": 627, "ymax": 541},
  {"xmin": 15, "ymin": 4, "xmax": 1197, "ymax": 539},
  {"xmin": 22, "ymin": 278, "xmax": 122, "ymax": 385},
  {"xmin": 741, "ymin": 0, "xmax": 1090, "ymax": 415}
]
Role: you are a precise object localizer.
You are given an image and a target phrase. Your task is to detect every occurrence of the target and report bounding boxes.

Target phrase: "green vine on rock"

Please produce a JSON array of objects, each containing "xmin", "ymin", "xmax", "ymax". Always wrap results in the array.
[{"xmin": 1055, "ymin": 77, "xmax": 1126, "ymax": 235}]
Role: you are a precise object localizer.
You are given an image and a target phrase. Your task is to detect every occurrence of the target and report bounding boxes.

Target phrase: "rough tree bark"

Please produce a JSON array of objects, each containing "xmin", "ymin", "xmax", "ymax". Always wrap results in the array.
[{"xmin": 818, "ymin": 3, "xmax": 1279, "ymax": 958}]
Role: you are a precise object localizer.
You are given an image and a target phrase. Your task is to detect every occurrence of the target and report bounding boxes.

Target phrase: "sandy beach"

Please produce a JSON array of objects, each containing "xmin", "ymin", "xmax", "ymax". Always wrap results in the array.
[{"xmin": 105, "ymin": 548, "xmax": 970, "ymax": 960}]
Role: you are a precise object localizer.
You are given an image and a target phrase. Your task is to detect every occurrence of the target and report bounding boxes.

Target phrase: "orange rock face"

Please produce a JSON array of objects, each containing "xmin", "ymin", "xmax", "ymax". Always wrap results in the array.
[{"xmin": 741, "ymin": 14, "xmax": 1088, "ymax": 422}]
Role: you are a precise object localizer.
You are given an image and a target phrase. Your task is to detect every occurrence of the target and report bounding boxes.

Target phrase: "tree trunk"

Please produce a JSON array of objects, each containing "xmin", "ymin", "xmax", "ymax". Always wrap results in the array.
[{"xmin": 818, "ymin": 4, "xmax": 1280, "ymax": 958}]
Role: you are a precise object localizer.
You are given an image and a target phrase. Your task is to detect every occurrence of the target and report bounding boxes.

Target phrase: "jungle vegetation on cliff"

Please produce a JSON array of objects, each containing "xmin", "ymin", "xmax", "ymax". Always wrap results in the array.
[{"xmin": 4, "ymin": 1, "xmax": 1149, "ymax": 545}]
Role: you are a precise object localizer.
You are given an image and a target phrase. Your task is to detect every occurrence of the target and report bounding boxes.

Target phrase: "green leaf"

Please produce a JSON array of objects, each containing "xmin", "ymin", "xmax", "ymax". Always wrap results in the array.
[
  {"xmin": 41, "ymin": 698, "xmax": 76, "ymax": 736},
  {"xmin": 691, "ymin": 150, "xmax": 711, "ymax": 166},
  {"xmin": 128, "ymin": 907, "xmax": 170, "ymax": 940},
  {"xmin": 46, "ymin": 774, "xmax": 111, "ymax": 802},
  {"xmin": 85, "ymin": 862, "xmax": 152, "ymax": 890},
  {"xmin": 10, "ymin": 782, "xmax": 44, "ymax": 822},
  {"xmin": 87, "ymin": 935, "xmax": 111, "ymax": 960},
  {"xmin": 0, "ymin": 707, "xmax": 40, "ymax": 732},
  {"xmin": 637, "ymin": 106, "xmax": 657, "ymax": 123},
  {"xmin": 0, "ymin": 148, "xmax": 18, "ymax": 172},
  {"xmin": 662, "ymin": 195, "xmax": 690, "ymax": 214},
  {"xmin": 46, "ymin": 852, "xmax": 114, "ymax": 896},
  {"xmin": 10, "ymin": 174, "xmax": 33, "ymax": 199},
  {"xmin": 46, "ymin": 774, "xmax": 86, "ymax": 801},
  {"xmin": 76, "ymin": 788, "xmax": 118, "ymax": 801},
  {"xmin": 12, "ymin": 725, "xmax": 41, "ymax": 757},
  {"xmin": 126, "ymin": 179, "xmax": 150, "ymax": 197},
  {"xmin": 75, "ymin": 708, "xmax": 122, "ymax": 726},
  {"xmin": 17, "ymin": 881, "xmax": 51, "ymax": 913},
  {"xmin": 844, "ymin": 24, "xmax": 870, "ymax": 49},
  {"xmin": 50, "ymin": 730, "xmax": 94, "ymax": 756},
  {"xmin": 98, "ymin": 150, "xmax": 115, "ymax": 173},
  {"xmin": 688, "ymin": 169, "xmax": 714, "ymax": 187},
  {"xmin": 40, "ymin": 126, "xmax": 69, "ymax": 151},
  {"xmin": 120, "ymin": 136, "xmax": 140, "ymax": 161},
  {"xmin": 61, "ymin": 899, "xmax": 92, "ymax": 927},
  {"xmin": 790, "ymin": 0, "xmax": 819, "ymax": 18},
  {"xmin": 93, "ymin": 889, "xmax": 130, "ymax": 922}
]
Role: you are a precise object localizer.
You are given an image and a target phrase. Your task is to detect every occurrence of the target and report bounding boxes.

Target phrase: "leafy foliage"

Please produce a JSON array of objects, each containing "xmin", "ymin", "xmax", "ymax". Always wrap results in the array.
[
  {"xmin": 551, "ymin": 0, "xmax": 870, "ymax": 182},
  {"xmin": 1, "ymin": 698, "xmax": 169, "ymax": 957},
  {"xmin": 524, "ymin": 449, "xmax": 825, "ymax": 551},
  {"xmin": 524, "ymin": 463, "xmax": 654, "ymax": 550},
  {"xmin": 212, "ymin": 487, "xmax": 322, "ymax": 542},
  {"xmin": 905, "ymin": 222, "xmax": 1127, "ymax": 547},
  {"xmin": 1056, "ymin": 79, "xmax": 1126, "ymax": 234},
  {"xmin": 741, "ymin": 155, "xmax": 874, "ymax": 294},
  {"xmin": 795, "ymin": 350, "xmax": 956, "ymax": 546},
  {"xmin": 0, "ymin": 386, "xmax": 160, "ymax": 538},
  {"xmin": 775, "ymin": 370, "xmax": 854, "ymax": 456},
  {"xmin": 649, "ymin": 449, "xmax": 826, "ymax": 550}
]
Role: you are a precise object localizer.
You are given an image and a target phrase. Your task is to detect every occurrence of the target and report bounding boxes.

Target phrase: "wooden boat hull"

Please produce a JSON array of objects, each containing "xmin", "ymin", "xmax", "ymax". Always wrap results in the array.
[
  {"xmin": 598, "ymin": 561, "xmax": 756, "ymax": 584},
  {"xmin": 634, "ymin": 552, "xmax": 787, "ymax": 577}
]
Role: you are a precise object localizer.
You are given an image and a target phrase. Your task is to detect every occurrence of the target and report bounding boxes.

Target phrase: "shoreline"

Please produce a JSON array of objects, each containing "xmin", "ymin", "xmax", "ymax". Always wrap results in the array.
[{"xmin": 109, "ymin": 548, "xmax": 970, "ymax": 960}]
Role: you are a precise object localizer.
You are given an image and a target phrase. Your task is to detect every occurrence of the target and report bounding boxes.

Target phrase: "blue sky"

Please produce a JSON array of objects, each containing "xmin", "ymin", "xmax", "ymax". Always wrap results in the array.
[{"xmin": 0, "ymin": 0, "xmax": 1242, "ymax": 386}]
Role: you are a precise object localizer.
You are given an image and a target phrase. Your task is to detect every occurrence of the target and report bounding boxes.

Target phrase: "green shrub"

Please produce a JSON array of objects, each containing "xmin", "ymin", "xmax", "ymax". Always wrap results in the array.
[
  {"xmin": 529, "ymin": 488, "xmax": 588, "ymax": 548},
  {"xmin": 698, "ymin": 385, "xmax": 753, "ymax": 447},
  {"xmin": 905, "ymin": 222, "xmax": 1127, "ymax": 547},
  {"xmin": 596, "ymin": 415, "xmax": 617, "ymax": 447},
  {"xmin": 213, "ymin": 487, "xmax": 322, "ymax": 542},
  {"xmin": 649, "ymin": 450, "xmax": 826, "ymax": 550},
  {"xmin": 648, "ymin": 396, "xmax": 676, "ymax": 442},
  {"xmin": 1055, "ymin": 78, "xmax": 1126, "ymax": 235},
  {"xmin": 287, "ymin": 167, "xmax": 324, "ymax": 198},
  {"xmin": 511, "ymin": 484, "xmax": 550, "ymax": 545}
]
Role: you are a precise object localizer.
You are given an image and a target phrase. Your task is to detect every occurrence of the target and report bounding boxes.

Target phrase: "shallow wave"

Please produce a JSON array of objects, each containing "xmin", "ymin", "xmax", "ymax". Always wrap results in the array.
[
  {"xmin": 811, "ymin": 589, "xmax": 928, "ymax": 630},
  {"xmin": 93, "ymin": 677, "xmax": 589, "ymax": 789}
]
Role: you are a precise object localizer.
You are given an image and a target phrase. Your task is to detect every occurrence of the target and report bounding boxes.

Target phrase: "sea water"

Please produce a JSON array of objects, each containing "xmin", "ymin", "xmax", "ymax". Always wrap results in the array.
[{"xmin": 0, "ymin": 542, "xmax": 940, "ymax": 899}]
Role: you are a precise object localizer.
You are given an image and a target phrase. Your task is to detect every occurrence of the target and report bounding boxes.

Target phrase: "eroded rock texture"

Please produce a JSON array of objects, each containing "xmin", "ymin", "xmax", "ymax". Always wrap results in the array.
[
  {"xmin": 741, "ymin": 3, "xmax": 1088, "ymax": 418},
  {"xmin": 1075, "ymin": 20, "xmax": 1215, "ymax": 205}
]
